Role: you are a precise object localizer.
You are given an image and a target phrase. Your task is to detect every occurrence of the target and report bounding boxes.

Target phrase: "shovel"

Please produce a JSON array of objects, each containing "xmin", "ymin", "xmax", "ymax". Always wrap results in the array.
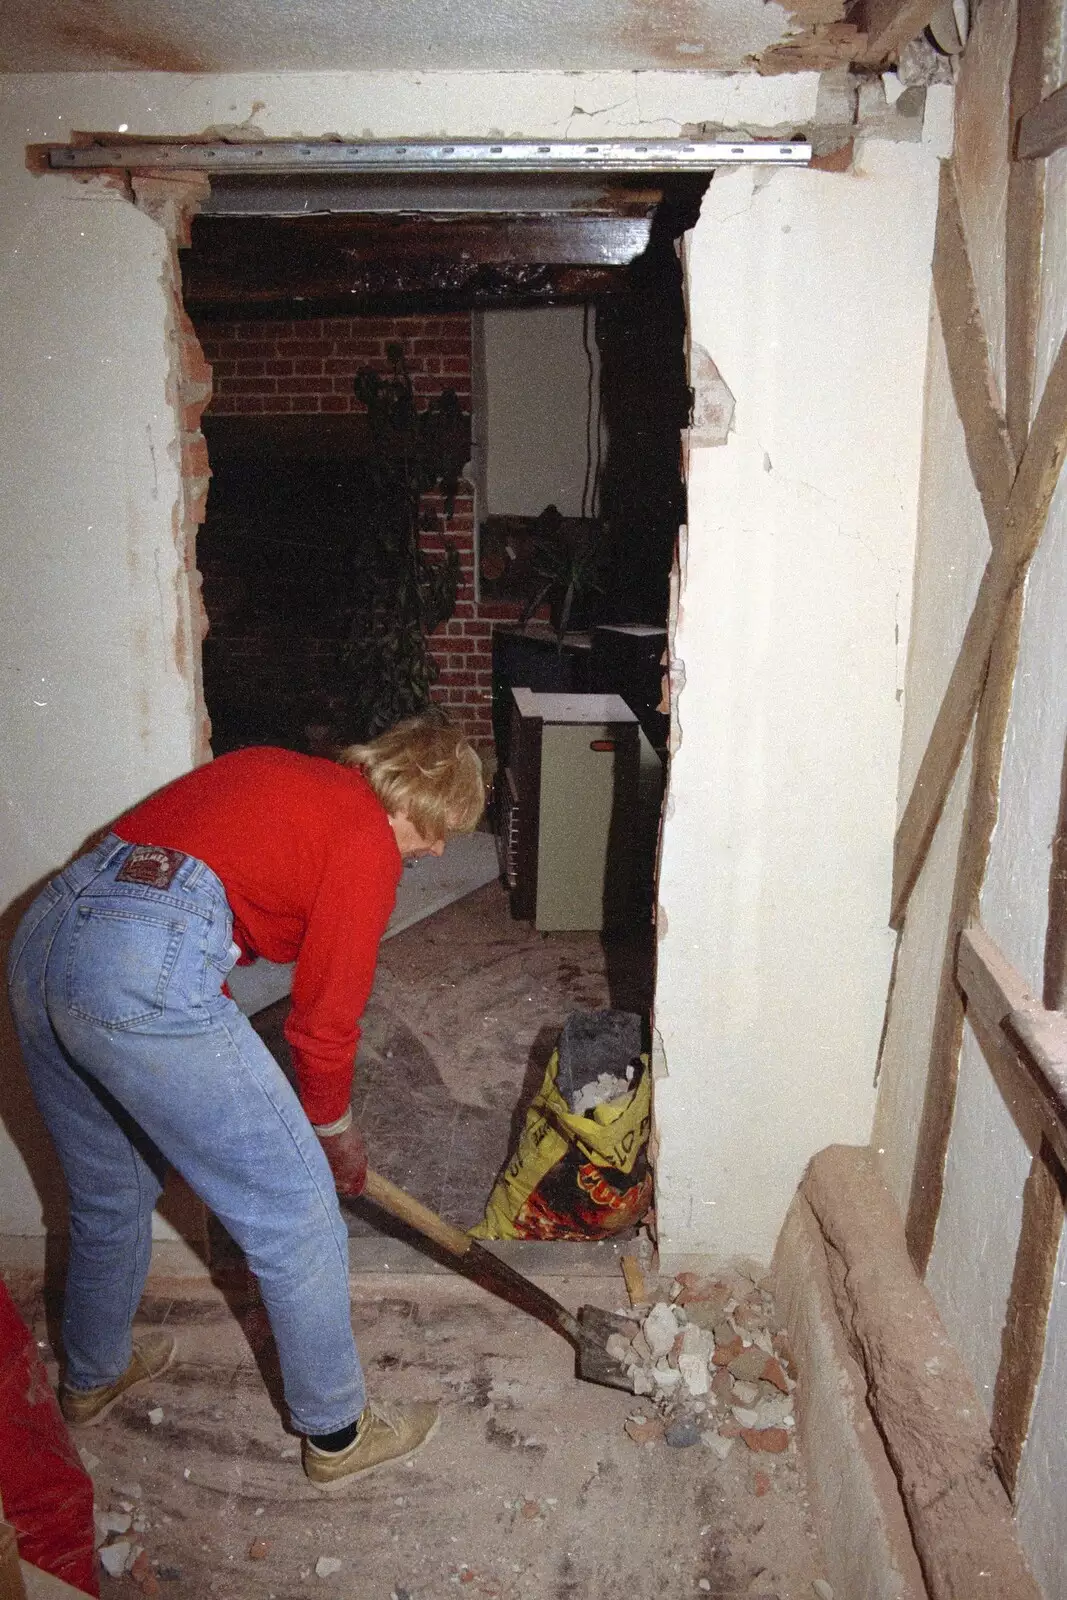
[{"xmin": 360, "ymin": 1167, "xmax": 635, "ymax": 1391}]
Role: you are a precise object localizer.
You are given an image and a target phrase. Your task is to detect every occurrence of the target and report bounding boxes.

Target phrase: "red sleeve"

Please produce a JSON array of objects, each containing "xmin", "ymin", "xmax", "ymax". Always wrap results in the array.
[{"xmin": 283, "ymin": 832, "xmax": 401, "ymax": 1125}]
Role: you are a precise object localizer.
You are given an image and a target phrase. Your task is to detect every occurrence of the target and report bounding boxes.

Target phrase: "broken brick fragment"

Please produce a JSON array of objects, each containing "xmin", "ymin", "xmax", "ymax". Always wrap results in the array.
[
  {"xmin": 624, "ymin": 1414, "xmax": 665, "ymax": 1445},
  {"xmin": 761, "ymin": 1356, "xmax": 791, "ymax": 1393},
  {"xmin": 711, "ymin": 1368, "xmax": 734, "ymax": 1400},
  {"xmin": 727, "ymin": 1347, "xmax": 767, "ymax": 1383},
  {"xmin": 753, "ymin": 1470, "xmax": 771, "ymax": 1497},
  {"xmin": 248, "ymin": 1538, "xmax": 271, "ymax": 1560},
  {"xmin": 732, "ymin": 1299, "xmax": 768, "ymax": 1333},
  {"xmin": 740, "ymin": 1426, "xmax": 790, "ymax": 1453},
  {"xmin": 673, "ymin": 1273, "xmax": 732, "ymax": 1309},
  {"xmin": 181, "ymin": 435, "xmax": 210, "ymax": 480},
  {"xmin": 712, "ymin": 1336, "xmax": 745, "ymax": 1366},
  {"xmin": 811, "ymin": 139, "xmax": 855, "ymax": 173}
]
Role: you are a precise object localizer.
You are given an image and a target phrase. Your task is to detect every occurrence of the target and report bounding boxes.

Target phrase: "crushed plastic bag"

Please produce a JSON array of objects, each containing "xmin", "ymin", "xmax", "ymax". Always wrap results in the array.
[{"xmin": 472, "ymin": 1009, "xmax": 653, "ymax": 1241}]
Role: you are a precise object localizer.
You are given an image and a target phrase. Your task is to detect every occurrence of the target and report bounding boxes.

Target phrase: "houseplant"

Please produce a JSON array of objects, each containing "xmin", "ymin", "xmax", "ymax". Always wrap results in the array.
[{"xmin": 342, "ymin": 344, "xmax": 470, "ymax": 739}]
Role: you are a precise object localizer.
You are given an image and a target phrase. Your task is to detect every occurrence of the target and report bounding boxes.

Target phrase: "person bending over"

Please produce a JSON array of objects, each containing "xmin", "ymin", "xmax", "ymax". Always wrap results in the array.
[{"xmin": 7, "ymin": 714, "xmax": 484, "ymax": 1490}]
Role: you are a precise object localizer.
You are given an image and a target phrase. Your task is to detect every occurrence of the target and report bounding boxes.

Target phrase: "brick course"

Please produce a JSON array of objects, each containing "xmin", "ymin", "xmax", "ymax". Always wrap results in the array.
[
  {"xmin": 198, "ymin": 314, "xmax": 518, "ymax": 752},
  {"xmin": 201, "ymin": 316, "xmax": 474, "ymax": 417}
]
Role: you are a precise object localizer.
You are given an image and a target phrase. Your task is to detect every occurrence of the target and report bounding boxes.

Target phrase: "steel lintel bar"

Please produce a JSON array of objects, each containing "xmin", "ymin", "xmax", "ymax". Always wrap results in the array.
[{"xmin": 48, "ymin": 137, "xmax": 811, "ymax": 174}]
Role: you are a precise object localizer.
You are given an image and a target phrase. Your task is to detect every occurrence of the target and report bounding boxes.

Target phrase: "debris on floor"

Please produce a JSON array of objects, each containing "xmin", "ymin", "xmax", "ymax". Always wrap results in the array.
[
  {"xmin": 5, "ymin": 1264, "xmax": 830, "ymax": 1600},
  {"xmin": 93, "ymin": 1477, "xmax": 160, "ymax": 1592},
  {"xmin": 608, "ymin": 1271, "xmax": 798, "ymax": 1467}
]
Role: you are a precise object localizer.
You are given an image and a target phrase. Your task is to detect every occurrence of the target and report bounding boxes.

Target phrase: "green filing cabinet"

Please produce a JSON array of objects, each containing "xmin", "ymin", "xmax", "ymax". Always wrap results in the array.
[{"xmin": 503, "ymin": 688, "xmax": 643, "ymax": 932}]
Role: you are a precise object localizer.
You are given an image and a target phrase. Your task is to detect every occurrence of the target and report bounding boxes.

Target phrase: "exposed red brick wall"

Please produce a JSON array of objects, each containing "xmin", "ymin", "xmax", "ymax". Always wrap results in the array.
[
  {"xmin": 201, "ymin": 315, "xmax": 472, "ymax": 415},
  {"xmin": 198, "ymin": 315, "xmax": 517, "ymax": 753}
]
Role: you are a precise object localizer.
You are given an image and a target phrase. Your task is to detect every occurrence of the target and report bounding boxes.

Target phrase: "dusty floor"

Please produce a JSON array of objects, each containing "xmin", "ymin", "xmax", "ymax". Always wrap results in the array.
[
  {"xmin": 250, "ymin": 877, "xmax": 655, "ymax": 1236},
  {"xmin": 9, "ymin": 1266, "xmax": 828, "ymax": 1600}
]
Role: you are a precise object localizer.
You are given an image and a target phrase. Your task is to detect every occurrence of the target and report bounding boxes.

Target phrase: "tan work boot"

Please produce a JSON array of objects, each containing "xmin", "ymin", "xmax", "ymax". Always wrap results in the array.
[
  {"xmin": 60, "ymin": 1332, "xmax": 176, "ymax": 1426},
  {"xmin": 303, "ymin": 1400, "xmax": 440, "ymax": 1490}
]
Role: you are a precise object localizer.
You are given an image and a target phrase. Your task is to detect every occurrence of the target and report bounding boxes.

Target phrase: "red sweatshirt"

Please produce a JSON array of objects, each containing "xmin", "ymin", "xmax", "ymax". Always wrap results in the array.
[{"xmin": 115, "ymin": 747, "xmax": 402, "ymax": 1125}]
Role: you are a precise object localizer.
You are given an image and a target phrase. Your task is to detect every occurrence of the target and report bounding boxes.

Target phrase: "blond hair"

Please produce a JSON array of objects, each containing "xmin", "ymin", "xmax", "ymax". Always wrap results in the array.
[{"xmin": 339, "ymin": 714, "xmax": 485, "ymax": 840}]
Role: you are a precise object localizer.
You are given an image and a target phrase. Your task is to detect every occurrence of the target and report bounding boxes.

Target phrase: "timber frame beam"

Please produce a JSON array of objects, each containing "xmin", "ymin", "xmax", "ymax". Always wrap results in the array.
[
  {"xmin": 894, "ymin": 0, "xmax": 1067, "ymax": 1503},
  {"xmin": 900, "ymin": 0, "xmax": 1065, "ymax": 1282},
  {"xmin": 1017, "ymin": 81, "xmax": 1067, "ymax": 161},
  {"xmin": 956, "ymin": 923, "xmax": 1067, "ymax": 1494},
  {"xmin": 851, "ymin": 1, "xmax": 941, "ymax": 65},
  {"xmin": 957, "ymin": 927, "xmax": 1067, "ymax": 1176},
  {"xmin": 891, "ymin": 310, "xmax": 1067, "ymax": 929}
]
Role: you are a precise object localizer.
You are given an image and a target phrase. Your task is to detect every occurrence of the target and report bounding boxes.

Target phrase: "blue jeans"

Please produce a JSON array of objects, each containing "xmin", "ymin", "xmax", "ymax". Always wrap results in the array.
[{"xmin": 6, "ymin": 833, "xmax": 365, "ymax": 1435}]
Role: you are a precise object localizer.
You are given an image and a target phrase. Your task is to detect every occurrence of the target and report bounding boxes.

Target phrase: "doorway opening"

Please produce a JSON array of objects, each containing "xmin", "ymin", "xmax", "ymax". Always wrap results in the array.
[{"xmin": 179, "ymin": 168, "xmax": 705, "ymax": 1247}]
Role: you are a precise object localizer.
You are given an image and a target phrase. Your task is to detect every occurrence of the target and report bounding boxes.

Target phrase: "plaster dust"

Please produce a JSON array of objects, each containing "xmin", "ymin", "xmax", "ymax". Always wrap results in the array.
[
  {"xmin": 6, "ymin": 1269, "xmax": 827, "ymax": 1600},
  {"xmin": 368, "ymin": 878, "xmax": 654, "ymax": 1113}
]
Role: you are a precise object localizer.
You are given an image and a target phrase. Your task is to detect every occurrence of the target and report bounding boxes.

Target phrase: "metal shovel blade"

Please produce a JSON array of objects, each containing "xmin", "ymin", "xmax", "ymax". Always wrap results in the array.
[
  {"xmin": 575, "ymin": 1305, "xmax": 638, "ymax": 1391},
  {"xmin": 360, "ymin": 1168, "xmax": 637, "ymax": 1392}
]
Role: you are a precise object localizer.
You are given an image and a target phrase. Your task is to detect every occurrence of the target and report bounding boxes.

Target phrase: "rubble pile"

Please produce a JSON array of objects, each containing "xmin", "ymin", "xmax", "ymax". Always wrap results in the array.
[
  {"xmin": 610, "ymin": 1273, "xmax": 797, "ymax": 1458},
  {"xmin": 92, "ymin": 1481, "xmax": 162, "ymax": 1593}
]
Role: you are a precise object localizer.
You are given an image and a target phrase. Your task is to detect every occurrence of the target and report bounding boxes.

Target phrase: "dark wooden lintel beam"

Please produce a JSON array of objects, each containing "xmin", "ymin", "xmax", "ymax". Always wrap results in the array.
[
  {"xmin": 184, "ymin": 267, "xmax": 626, "ymax": 320},
  {"xmin": 187, "ymin": 213, "xmax": 650, "ymax": 272},
  {"xmin": 182, "ymin": 213, "xmax": 645, "ymax": 314}
]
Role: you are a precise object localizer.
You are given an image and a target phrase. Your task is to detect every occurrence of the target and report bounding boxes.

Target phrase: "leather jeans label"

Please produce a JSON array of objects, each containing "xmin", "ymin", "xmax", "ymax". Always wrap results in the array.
[{"xmin": 116, "ymin": 845, "xmax": 186, "ymax": 890}]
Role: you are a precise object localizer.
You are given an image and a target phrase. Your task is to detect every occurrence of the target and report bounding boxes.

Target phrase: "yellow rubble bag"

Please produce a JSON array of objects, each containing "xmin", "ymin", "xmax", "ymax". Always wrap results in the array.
[{"xmin": 472, "ymin": 1026, "xmax": 652, "ymax": 1241}]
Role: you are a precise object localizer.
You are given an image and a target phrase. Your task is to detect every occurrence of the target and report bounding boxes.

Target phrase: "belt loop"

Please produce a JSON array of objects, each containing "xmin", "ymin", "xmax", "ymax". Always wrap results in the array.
[
  {"xmin": 98, "ymin": 832, "xmax": 131, "ymax": 869},
  {"xmin": 184, "ymin": 856, "xmax": 206, "ymax": 889}
]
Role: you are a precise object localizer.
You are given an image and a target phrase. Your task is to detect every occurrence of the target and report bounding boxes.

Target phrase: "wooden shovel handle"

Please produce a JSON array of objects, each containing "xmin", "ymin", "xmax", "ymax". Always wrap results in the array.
[
  {"xmin": 361, "ymin": 1169, "xmax": 588, "ymax": 1354},
  {"xmin": 362, "ymin": 1167, "xmax": 474, "ymax": 1260}
]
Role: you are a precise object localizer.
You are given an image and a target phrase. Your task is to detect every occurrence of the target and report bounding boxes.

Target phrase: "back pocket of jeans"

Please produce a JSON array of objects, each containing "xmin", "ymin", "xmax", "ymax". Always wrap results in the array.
[{"xmin": 65, "ymin": 906, "xmax": 186, "ymax": 1027}]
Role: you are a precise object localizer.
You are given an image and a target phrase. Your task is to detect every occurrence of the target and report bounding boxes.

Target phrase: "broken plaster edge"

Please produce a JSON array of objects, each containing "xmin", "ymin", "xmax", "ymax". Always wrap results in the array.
[{"xmin": 770, "ymin": 1191, "xmax": 927, "ymax": 1600}]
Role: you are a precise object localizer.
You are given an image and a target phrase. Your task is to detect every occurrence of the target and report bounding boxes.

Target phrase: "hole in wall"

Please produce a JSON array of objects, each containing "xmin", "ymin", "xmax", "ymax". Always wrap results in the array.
[{"xmin": 177, "ymin": 170, "xmax": 706, "ymax": 1252}]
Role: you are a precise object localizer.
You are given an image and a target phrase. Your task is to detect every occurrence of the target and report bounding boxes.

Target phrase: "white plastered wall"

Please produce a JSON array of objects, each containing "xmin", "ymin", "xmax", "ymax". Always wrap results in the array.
[
  {"xmin": 655, "ymin": 138, "xmax": 940, "ymax": 1266},
  {"xmin": 0, "ymin": 111, "xmax": 201, "ymax": 1253},
  {"xmin": 0, "ymin": 67, "xmax": 937, "ymax": 1275},
  {"xmin": 869, "ymin": 303, "xmax": 989, "ymax": 1212},
  {"xmin": 868, "ymin": 0, "xmax": 1067, "ymax": 1589}
]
